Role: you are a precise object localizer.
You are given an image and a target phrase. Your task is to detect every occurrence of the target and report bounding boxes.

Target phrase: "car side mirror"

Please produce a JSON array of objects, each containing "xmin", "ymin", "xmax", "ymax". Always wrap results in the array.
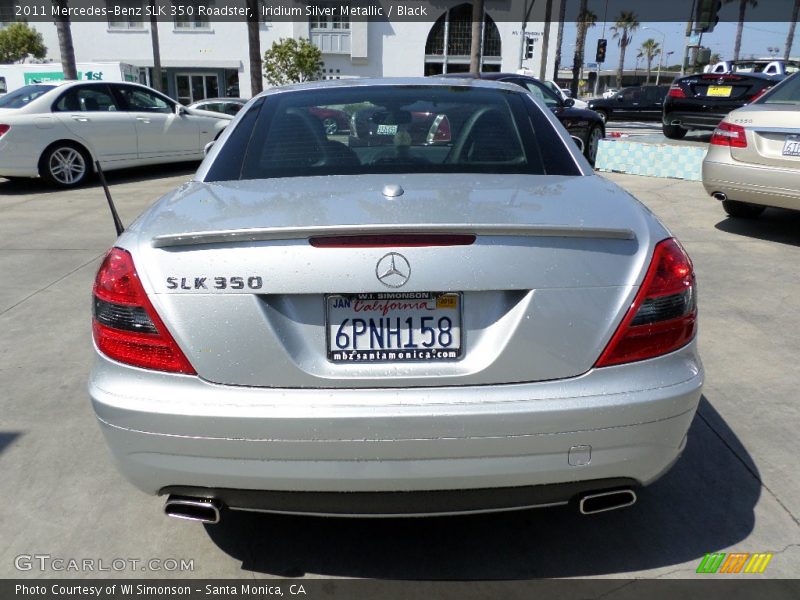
[
  {"xmin": 176, "ymin": 104, "xmax": 188, "ymax": 116},
  {"xmin": 563, "ymin": 98, "xmax": 575, "ymax": 108},
  {"xmin": 571, "ymin": 135, "xmax": 585, "ymax": 153},
  {"xmin": 204, "ymin": 141, "xmax": 215, "ymax": 156},
  {"xmin": 616, "ymin": 95, "xmax": 624, "ymax": 102}
]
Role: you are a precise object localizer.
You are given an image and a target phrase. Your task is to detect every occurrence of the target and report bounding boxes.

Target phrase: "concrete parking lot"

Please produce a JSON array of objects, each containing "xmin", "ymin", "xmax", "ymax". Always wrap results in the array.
[{"xmin": 0, "ymin": 165, "xmax": 798, "ymax": 580}]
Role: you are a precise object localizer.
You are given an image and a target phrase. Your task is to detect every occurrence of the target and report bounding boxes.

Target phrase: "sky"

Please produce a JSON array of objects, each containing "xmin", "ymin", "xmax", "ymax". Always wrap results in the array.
[
  {"xmin": 555, "ymin": 0, "xmax": 799, "ymax": 72},
  {"xmin": 559, "ymin": 20, "xmax": 798, "ymax": 71}
]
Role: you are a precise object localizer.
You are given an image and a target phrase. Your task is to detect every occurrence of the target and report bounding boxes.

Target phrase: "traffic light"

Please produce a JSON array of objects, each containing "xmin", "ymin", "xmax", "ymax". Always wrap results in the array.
[
  {"xmin": 525, "ymin": 37, "xmax": 535, "ymax": 60},
  {"xmin": 697, "ymin": 0, "xmax": 722, "ymax": 33},
  {"xmin": 595, "ymin": 39, "xmax": 607, "ymax": 63}
]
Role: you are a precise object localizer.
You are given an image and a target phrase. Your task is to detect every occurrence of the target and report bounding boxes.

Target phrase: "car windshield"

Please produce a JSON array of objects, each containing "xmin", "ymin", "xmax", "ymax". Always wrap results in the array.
[
  {"xmin": 758, "ymin": 73, "xmax": 800, "ymax": 105},
  {"xmin": 0, "ymin": 84, "xmax": 55, "ymax": 109},
  {"xmin": 207, "ymin": 85, "xmax": 579, "ymax": 182}
]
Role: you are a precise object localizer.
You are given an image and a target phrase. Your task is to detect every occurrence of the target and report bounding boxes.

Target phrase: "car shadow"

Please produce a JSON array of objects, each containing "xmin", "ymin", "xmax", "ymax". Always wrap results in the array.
[
  {"xmin": 715, "ymin": 208, "xmax": 800, "ymax": 247},
  {"xmin": 203, "ymin": 395, "xmax": 759, "ymax": 579},
  {"xmin": 0, "ymin": 432, "xmax": 21, "ymax": 456},
  {"xmin": 0, "ymin": 162, "xmax": 198, "ymax": 196}
]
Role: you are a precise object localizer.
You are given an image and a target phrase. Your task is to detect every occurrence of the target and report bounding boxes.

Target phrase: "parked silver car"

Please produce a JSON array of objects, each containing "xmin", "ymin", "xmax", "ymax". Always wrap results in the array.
[
  {"xmin": 703, "ymin": 72, "xmax": 800, "ymax": 218},
  {"xmin": 89, "ymin": 78, "xmax": 702, "ymax": 523}
]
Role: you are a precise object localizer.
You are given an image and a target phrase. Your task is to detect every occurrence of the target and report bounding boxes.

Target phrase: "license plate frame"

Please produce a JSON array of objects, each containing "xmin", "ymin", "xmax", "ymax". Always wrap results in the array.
[
  {"xmin": 325, "ymin": 292, "xmax": 463, "ymax": 363},
  {"xmin": 706, "ymin": 85, "xmax": 733, "ymax": 97},
  {"xmin": 782, "ymin": 134, "xmax": 800, "ymax": 157}
]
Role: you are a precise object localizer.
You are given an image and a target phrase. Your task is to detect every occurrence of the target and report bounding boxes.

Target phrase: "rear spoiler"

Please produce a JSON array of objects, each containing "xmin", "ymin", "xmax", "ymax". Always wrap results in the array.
[{"xmin": 151, "ymin": 224, "xmax": 635, "ymax": 248}]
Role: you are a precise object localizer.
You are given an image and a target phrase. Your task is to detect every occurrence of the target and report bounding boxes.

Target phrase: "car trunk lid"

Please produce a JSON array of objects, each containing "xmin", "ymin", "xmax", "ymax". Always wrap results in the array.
[
  {"xmin": 728, "ymin": 104, "xmax": 800, "ymax": 168},
  {"xmin": 127, "ymin": 174, "xmax": 663, "ymax": 388}
]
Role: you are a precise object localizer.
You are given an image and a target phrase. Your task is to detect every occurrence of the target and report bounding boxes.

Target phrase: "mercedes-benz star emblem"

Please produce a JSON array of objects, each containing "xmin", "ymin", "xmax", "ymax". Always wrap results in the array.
[{"xmin": 376, "ymin": 252, "xmax": 411, "ymax": 288}]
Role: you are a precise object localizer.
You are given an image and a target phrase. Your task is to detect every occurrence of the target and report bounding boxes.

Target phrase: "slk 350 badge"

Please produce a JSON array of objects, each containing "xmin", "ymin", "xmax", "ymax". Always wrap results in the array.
[{"xmin": 166, "ymin": 276, "xmax": 264, "ymax": 290}]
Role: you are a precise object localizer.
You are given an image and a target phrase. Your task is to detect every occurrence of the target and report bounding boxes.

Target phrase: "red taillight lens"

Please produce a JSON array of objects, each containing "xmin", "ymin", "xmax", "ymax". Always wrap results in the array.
[
  {"xmin": 92, "ymin": 248, "xmax": 196, "ymax": 374},
  {"xmin": 710, "ymin": 122, "xmax": 747, "ymax": 148},
  {"xmin": 748, "ymin": 87, "xmax": 770, "ymax": 103},
  {"xmin": 667, "ymin": 85, "xmax": 686, "ymax": 98},
  {"xmin": 0, "ymin": 124, "xmax": 10, "ymax": 137},
  {"xmin": 595, "ymin": 238, "xmax": 696, "ymax": 368}
]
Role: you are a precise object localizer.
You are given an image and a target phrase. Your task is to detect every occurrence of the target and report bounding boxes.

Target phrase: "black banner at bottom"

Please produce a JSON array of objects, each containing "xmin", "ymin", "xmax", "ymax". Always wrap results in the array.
[{"xmin": 3, "ymin": 579, "xmax": 800, "ymax": 600}]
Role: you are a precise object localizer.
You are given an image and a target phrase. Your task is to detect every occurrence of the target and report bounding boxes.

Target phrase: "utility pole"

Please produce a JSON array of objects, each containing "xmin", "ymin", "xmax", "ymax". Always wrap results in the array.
[
  {"xmin": 469, "ymin": 0, "xmax": 485, "ymax": 73},
  {"xmin": 517, "ymin": 0, "xmax": 537, "ymax": 70},
  {"xmin": 681, "ymin": 0, "xmax": 698, "ymax": 76}
]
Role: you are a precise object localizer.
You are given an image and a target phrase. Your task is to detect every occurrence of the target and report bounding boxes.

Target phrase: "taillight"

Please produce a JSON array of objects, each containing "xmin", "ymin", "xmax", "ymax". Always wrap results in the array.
[
  {"xmin": 710, "ymin": 122, "xmax": 747, "ymax": 148},
  {"xmin": 0, "ymin": 124, "xmax": 10, "ymax": 137},
  {"xmin": 747, "ymin": 87, "xmax": 770, "ymax": 103},
  {"xmin": 92, "ymin": 247, "xmax": 196, "ymax": 374},
  {"xmin": 667, "ymin": 85, "xmax": 686, "ymax": 98},
  {"xmin": 595, "ymin": 238, "xmax": 696, "ymax": 368}
]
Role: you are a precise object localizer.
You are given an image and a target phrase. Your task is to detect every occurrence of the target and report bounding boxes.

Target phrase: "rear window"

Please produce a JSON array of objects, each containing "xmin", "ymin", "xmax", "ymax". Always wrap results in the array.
[
  {"xmin": 0, "ymin": 84, "xmax": 55, "ymax": 109},
  {"xmin": 758, "ymin": 72, "xmax": 800, "ymax": 105},
  {"xmin": 204, "ymin": 85, "xmax": 579, "ymax": 182}
]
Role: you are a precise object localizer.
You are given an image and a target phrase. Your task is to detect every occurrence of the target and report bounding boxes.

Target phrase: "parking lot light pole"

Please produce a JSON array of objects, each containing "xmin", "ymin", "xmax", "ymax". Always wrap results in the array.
[{"xmin": 643, "ymin": 26, "xmax": 667, "ymax": 86}]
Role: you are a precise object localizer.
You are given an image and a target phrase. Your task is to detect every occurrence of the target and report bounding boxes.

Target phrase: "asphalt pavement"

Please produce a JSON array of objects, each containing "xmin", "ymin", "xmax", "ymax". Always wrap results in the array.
[{"xmin": 0, "ymin": 164, "xmax": 798, "ymax": 580}]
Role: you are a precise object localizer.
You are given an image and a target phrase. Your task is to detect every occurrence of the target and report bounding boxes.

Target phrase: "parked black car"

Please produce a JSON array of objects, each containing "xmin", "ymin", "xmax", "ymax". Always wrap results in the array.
[
  {"xmin": 440, "ymin": 73, "xmax": 606, "ymax": 165},
  {"xmin": 661, "ymin": 72, "xmax": 785, "ymax": 139},
  {"xmin": 587, "ymin": 85, "xmax": 670, "ymax": 123}
]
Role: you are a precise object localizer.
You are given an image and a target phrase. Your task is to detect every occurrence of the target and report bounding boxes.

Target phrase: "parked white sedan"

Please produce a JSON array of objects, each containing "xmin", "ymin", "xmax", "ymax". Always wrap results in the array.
[{"xmin": 0, "ymin": 81, "xmax": 232, "ymax": 187}]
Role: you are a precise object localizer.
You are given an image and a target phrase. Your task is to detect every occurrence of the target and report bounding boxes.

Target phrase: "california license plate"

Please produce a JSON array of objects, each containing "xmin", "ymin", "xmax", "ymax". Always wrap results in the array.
[
  {"xmin": 326, "ymin": 292, "xmax": 462, "ymax": 363},
  {"xmin": 707, "ymin": 85, "xmax": 732, "ymax": 97},
  {"xmin": 782, "ymin": 134, "xmax": 800, "ymax": 156}
]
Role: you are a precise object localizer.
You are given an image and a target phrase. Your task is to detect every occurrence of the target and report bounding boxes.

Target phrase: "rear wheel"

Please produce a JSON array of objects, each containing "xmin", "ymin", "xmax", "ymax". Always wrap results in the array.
[
  {"xmin": 662, "ymin": 124, "xmax": 687, "ymax": 140},
  {"xmin": 39, "ymin": 142, "xmax": 91, "ymax": 188},
  {"xmin": 722, "ymin": 200, "xmax": 766, "ymax": 219},
  {"xmin": 322, "ymin": 117, "xmax": 338, "ymax": 135},
  {"xmin": 585, "ymin": 125, "xmax": 604, "ymax": 166}
]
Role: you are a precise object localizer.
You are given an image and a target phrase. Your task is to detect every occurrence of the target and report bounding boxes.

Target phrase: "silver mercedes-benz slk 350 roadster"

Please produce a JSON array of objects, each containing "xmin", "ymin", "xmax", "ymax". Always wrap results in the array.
[{"xmin": 89, "ymin": 78, "xmax": 702, "ymax": 523}]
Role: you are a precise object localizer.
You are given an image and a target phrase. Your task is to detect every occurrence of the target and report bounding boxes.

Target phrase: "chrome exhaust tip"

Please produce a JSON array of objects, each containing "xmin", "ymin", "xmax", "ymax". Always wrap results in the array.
[
  {"xmin": 579, "ymin": 489, "xmax": 637, "ymax": 515},
  {"xmin": 164, "ymin": 495, "xmax": 221, "ymax": 524},
  {"xmin": 712, "ymin": 192, "xmax": 727, "ymax": 202}
]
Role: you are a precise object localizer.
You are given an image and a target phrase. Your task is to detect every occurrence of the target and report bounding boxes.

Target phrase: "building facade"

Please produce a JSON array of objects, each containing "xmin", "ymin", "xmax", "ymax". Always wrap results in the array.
[{"xmin": 7, "ymin": 1, "xmax": 561, "ymax": 101}]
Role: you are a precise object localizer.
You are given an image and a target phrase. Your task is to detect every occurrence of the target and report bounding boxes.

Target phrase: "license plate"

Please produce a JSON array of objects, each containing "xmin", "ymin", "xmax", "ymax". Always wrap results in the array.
[
  {"xmin": 782, "ymin": 134, "xmax": 800, "ymax": 157},
  {"xmin": 326, "ymin": 292, "xmax": 462, "ymax": 363},
  {"xmin": 707, "ymin": 85, "xmax": 732, "ymax": 97}
]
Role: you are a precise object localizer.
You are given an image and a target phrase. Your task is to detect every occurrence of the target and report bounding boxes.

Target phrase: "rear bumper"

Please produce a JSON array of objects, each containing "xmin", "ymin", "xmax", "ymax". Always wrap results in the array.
[
  {"xmin": 90, "ymin": 342, "xmax": 703, "ymax": 513},
  {"xmin": 703, "ymin": 152, "xmax": 800, "ymax": 211},
  {"xmin": 161, "ymin": 479, "xmax": 640, "ymax": 516},
  {"xmin": 663, "ymin": 111, "xmax": 728, "ymax": 130},
  {"xmin": 0, "ymin": 136, "xmax": 40, "ymax": 177}
]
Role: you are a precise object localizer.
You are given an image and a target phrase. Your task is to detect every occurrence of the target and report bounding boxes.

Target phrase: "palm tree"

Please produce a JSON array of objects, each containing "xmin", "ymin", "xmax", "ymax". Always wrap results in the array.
[
  {"xmin": 553, "ymin": 0, "xmax": 568, "ymax": 80},
  {"xmin": 611, "ymin": 11, "xmax": 639, "ymax": 89},
  {"xmin": 52, "ymin": 0, "xmax": 77, "ymax": 80},
  {"xmin": 785, "ymin": 0, "xmax": 800, "ymax": 60},
  {"xmin": 640, "ymin": 38, "xmax": 661, "ymax": 84},
  {"xmin": 570, "ymin": 2, "xmax": 596, "ymax": 97},
  {"xmin": 148, "ymin": 0, "xmax": 162, "ymax": 92},
  {"xmin": 538, "ymin": 0, "xmax": 555, "ymax": 80},
  {"xmin": 247, "ymin": 0, "xmax": 263, "ymax": 95},
  {"xmin": 733, "ymin": 0, "xmax": 758, "ymax": 62}
]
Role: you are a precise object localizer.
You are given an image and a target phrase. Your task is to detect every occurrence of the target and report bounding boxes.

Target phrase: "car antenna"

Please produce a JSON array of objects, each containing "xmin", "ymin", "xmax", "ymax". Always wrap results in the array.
[{"xmin": 95, "ymin": 160, "xmax": 124, "ymax": 236}]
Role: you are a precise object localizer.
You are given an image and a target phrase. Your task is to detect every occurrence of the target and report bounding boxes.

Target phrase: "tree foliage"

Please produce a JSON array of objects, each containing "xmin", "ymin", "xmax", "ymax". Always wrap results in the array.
[
  {"xmin": 0, "ymin": 22, "xmax": 47, "ymax": 64},
  {"xmin": 611, "ymin": 11, "xmax": 640, "ymax": 88},
  {"xmin": 263, "ymin": 38, "xmax": 323, "ymax": 87},
  {"xmin": 639, "ymin": 38, "xmax": 661, "ymax": 83},
  {"xmin": 570, "ymin": 2, "xmax": 596, "ymax": 97}
]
